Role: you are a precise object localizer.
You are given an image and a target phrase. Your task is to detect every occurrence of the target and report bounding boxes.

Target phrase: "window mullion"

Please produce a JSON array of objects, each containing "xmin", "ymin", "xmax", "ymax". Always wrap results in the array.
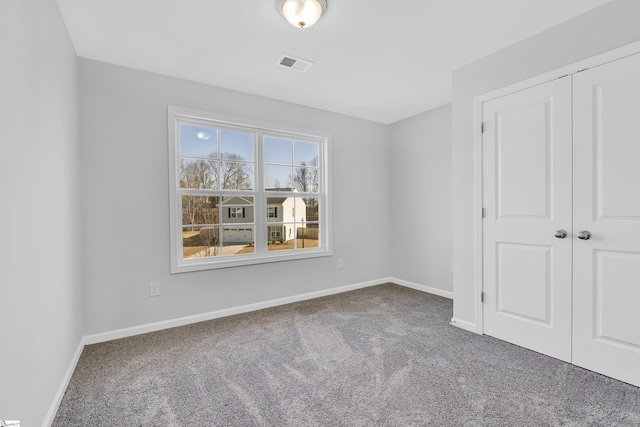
[{"xmin": 255, "ymin": 130, "xmax": 266, "ymax": 255}]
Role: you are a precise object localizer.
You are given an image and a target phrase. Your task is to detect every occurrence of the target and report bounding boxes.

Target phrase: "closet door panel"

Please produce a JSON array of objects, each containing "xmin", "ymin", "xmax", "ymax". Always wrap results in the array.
[
  {"xmin": 482, "ymin": 77, "xmax": 573, "ymax": 362},
  {"xmin": 573, "ymin": 52, "xmax": 640, "ymax": 388}
]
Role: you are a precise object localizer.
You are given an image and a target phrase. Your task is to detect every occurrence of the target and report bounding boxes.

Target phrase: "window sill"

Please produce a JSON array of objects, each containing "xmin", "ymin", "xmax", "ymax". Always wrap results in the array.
[{"xmin": 171, "ymin": 248, "xmax": 333, "ymax": 273}]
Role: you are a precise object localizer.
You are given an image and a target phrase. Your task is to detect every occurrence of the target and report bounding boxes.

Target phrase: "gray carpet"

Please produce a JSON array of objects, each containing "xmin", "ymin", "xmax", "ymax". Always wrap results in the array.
[{"xmin": 53, "ymin": 284, "xmax": 640, "ymax": 426}]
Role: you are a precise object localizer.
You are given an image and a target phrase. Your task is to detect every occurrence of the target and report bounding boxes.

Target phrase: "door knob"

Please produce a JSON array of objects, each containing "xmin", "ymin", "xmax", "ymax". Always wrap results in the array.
[
  {"xmin": 577, "ymin": 230, "xmax": 591, "ymax": 240},
  {"xmin": 554, "ymin": 229, "xmax": 567, "ymax": 239}
]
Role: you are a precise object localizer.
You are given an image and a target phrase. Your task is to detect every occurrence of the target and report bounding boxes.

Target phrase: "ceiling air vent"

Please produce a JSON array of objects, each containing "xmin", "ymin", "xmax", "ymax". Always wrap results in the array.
[{"xmin": 277, "ymin": 55, "xmax": 314, "ymax": 72}]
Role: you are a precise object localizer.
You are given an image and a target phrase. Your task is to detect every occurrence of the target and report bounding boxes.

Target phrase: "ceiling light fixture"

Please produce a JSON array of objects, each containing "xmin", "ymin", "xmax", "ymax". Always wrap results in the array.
[{"xmin": 277, "ymin": 0, "xmax": 327, "ymax": 29}]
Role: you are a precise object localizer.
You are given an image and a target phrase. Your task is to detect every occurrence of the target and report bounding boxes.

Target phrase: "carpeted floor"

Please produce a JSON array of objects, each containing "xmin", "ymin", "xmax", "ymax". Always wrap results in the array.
[{"xmin": 53, "ymin": 284, "xmax": 640, "ymax": 426}]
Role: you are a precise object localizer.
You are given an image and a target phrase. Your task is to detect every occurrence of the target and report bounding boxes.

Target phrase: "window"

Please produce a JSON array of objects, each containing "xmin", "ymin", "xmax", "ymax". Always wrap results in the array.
[
  {"xmin": 168, "ymin": 107, "xmax": 331, "ymax": 272},
  {"xmin": 270, "ymin": 229, "xmax": 282, "ymax": 238},
  {"xmin": 229, "ymin": 207, "xmax": 244, "ymax": 218}
]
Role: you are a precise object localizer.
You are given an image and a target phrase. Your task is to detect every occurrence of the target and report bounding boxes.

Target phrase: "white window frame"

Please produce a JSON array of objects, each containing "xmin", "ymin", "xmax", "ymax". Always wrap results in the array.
[{"xmin": 168, "ymin": 106, "xmax": 332, "ymax": 273}]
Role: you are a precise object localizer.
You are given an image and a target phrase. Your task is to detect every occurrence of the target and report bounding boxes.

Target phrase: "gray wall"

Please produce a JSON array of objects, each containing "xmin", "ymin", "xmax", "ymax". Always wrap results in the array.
[
  {"xmin": 79, "ymin": 59, "xmax": 391, "ymax": 335},
  {"xmin": 0, "ymin": 0, "xmax": 83, "ymax": 425},
  {"xmin": 452, "ymin": 0, "xmax": 640, "ymax": 326},
  {"xmin": 389, "ymin": 105, "xmax": 453, "ymax": 292}
]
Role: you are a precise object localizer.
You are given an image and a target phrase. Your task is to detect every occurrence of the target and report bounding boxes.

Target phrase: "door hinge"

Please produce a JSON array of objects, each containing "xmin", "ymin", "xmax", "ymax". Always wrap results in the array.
[
  {"xmin": 481, "ymin": 291, "xmax": 485, "ymax": 303},
  {"xmin": 482, "ymin": 207, "xmax": 486, "ymax": 218},
  {"xmin": 481, "ymin": 122, "xmax": 485, "ymax": 133}
]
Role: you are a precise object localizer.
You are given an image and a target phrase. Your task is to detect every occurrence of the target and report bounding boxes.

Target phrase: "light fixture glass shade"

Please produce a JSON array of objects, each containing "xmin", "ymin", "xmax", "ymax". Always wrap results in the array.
[{"xmin": 279, "ymin": 0, "xmax": 326, "ymax": 29}]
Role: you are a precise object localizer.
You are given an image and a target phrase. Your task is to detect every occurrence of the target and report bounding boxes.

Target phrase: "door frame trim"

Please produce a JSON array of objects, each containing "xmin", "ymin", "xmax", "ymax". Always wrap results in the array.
[{"xmin": 472, "ymin": 39, "xmax": 640, "ymax": 335}]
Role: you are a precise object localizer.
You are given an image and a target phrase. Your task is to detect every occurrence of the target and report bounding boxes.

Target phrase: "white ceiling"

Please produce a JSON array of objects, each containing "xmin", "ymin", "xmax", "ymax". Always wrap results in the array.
[{"xmin": 57, "ymin": 0, "xmax": 609, "ymax": 124}]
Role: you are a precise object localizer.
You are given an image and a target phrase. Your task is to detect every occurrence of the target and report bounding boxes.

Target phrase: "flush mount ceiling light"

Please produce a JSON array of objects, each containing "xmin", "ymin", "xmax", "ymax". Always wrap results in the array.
[{"xmin": 277, "ymin": 0, "xmax": 327, "ymax": 29}]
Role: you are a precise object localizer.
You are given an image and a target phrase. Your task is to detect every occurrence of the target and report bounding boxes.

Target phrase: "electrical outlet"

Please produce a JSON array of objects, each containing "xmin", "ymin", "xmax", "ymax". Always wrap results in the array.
[
  {"xmin": 149, "ymin": 282, "xmax": 160, "ymax": 297},
  {"xmin": 338, "ymin": 258, "xmax": 344, "ymax": 269}
]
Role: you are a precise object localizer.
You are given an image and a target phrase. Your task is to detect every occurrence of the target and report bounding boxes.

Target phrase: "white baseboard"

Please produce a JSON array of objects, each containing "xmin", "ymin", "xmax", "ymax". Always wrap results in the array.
[
  {"xmin": 43, "ymin": 338, "xmax": 85, "ymax": 427},
  {"xmin": 389, "ymin": 277, "xmax": 454, "ymax": 299},
  {"xmin": 82, "ymin": 277, "xmax": 455, "ymax": 346},
  {"xmin": 449, "ymin": 317, "xmax": 478, "ymax": 334},
  {"xmin": 84, "ymin": 278, "xmax": 388, "ymax": 345}
]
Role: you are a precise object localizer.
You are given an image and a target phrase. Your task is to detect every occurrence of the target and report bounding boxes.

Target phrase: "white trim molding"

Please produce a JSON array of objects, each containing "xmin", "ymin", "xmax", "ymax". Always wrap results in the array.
[
  {"xmin": 389, "ymin": 277, "xmax": 453, "ymax": 300},
  {"xmin": 84, "ymin": 278, "xmax": 386, "ymax": 345},
  {"xmin": 43, "ymin": 339, "xmax": 85, "ymax": 427},
  {"xmin": 449, "ymin": 317, "xmax": 477, "ymax": 333},
  {"xmin": 84, "ymin": 278, "xmax": 454, "ymax": 345},
  {"xmin": 473, "ymin": 96, "xmax": 485, "ymax": 335}
]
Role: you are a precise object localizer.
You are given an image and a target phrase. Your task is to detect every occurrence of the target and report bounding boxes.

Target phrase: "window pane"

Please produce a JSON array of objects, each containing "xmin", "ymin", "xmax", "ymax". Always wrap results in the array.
[
  {"xmin": 264, "ymin": 136, "xmax": 292, "ymax": 164},
  {"xmin": 292, "ymin": 166, "xmax": 319, "ymax": 193},
  {"xmin": 183, "ymin": 226, "xmax": 220, "ymax": 259},
  {"xmin": 180, "ymin": 124, "xmax": 217, "ymax": 158},
  {"xmin": 221, "ymin": 161, "xmax": 254, "ymax": 190},
  {"xmin": 296, "ymin": 224, "xmax": 320, "ymax": 249},
  {"xmin": 221, "ymin": 196, "xmax": 254, "ymax": 224},
  {"xmin": 222, "ymin": 226, "xmax": 254, "ymax": 256},
  {"xmin": 264, "ymin": 165, "xmax": 291, "ymax": 191},
  {"xmin": 220, "ymin": 130, "xmax": 254, "ymax": 161},
  {"xmin": 293, "ymin": 197, "xmax": 306, "ymax": 222},
  {"xmin": 267, "ymin": 196, "xmax": 296, "ymax": 222},
  {"xmin": 294, "ymin": 140, "xmax": 319, "ymax": 166},
  {"xmin": 294, "ymin": 197, "xmax": 319, "ymax": 222},
  {"xmin": 182, "ymin": 196, "xmax": 219, "ymax": 225},
  {"xmin": 180, "ymin": 159, "xmax": 218, "ymax": 189}
]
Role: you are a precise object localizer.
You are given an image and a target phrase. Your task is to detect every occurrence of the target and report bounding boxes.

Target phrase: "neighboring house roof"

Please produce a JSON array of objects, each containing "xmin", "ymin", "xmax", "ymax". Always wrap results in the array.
[
  {"xmin": 267, "ymin": 197, "xmax": 287, "ymax": 205},
  {"xmin": 265, "ymin": 188, "xmax": 294, "ymax": 192},
  {"xmin": 267, "ymin": 197, "xmax": 306, "ymax": 207}
]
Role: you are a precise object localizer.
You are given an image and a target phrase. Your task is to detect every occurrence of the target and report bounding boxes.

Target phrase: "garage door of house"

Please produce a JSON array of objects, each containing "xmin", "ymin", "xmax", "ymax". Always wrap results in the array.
[
  {"xmin": 223, "ymin": 228, "xmax": 252, "ymax": 244},
  {"xmin": 481, "ymin": 52, "xmax": 640, "ymax": 387}
]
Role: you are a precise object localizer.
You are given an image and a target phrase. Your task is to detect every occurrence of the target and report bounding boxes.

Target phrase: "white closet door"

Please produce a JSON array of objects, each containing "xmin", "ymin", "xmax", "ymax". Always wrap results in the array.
[
  {"xmin": 482, "ymin": 77, "xmax": 573, "ymax": 362},
  {"xmin": 573, "ymin": 53, "xmax": 640, "ymax": 387}
]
